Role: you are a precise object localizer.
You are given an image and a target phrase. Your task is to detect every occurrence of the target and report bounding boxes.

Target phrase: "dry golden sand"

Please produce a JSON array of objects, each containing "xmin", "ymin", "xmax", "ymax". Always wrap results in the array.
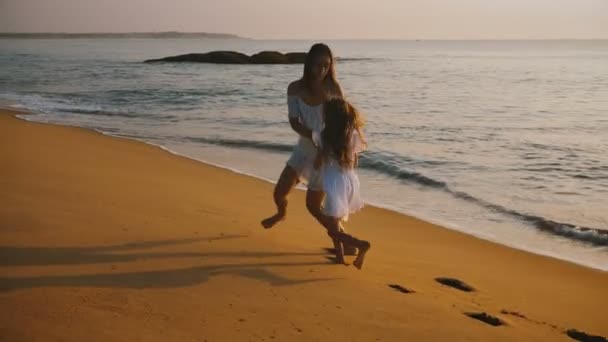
[{"xmin": 1, "ymin": 110, "xmax": 606, "ymax": 341}]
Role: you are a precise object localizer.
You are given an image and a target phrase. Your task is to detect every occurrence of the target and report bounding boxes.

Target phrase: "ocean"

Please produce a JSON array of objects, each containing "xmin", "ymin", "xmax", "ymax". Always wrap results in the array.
[{"xmin": 1, "ymin": 38, "xmax": 607, "ymax": 270}]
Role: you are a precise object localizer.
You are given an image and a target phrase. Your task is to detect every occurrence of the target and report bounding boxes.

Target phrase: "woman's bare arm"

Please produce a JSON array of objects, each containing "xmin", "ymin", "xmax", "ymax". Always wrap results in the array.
[{"xmin": 287, "ymin": 80, "xmax": 313, "ymax": 139}]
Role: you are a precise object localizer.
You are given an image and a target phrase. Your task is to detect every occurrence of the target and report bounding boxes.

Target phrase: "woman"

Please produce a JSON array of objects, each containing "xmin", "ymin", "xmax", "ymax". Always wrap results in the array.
[{"xmin": 261, "ymin": 43, "xmax": 355, "ymax": 254}]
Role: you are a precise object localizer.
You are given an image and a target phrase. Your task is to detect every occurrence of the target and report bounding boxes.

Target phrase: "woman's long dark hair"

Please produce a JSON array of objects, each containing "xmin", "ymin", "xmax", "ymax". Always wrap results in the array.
[
  {"xmin": 302, "ymin": 43, "xmax": 340, "ymax": 95},
  {"xmin": 321, "ymin": 98, "xmax": 365, "ymax": 169}
]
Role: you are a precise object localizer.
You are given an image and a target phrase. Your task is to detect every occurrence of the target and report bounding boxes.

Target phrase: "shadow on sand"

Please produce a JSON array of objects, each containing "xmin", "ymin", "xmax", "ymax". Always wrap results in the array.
[{"xmin": 0, "ymin": 235, "xmax": 337, "ymax": 292}]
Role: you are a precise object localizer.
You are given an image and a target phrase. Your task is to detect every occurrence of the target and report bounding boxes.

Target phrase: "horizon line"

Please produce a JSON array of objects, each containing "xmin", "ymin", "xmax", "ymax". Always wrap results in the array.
[{"xmin": 1, "ymin": 32, "xmax": 607, "ymax": 41}]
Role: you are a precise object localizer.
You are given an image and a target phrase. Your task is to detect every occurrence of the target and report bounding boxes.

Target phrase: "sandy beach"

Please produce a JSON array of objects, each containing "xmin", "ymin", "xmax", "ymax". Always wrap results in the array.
[{"xmin": 1, "ymin": 109, "xmax": 606, "ymax": 341}]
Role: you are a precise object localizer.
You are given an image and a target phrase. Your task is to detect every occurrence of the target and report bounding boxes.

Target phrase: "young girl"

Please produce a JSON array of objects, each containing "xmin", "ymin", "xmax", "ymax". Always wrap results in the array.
[{"xmin": 314, "ymin": 98, "xmax": 371, "ymax": 269}]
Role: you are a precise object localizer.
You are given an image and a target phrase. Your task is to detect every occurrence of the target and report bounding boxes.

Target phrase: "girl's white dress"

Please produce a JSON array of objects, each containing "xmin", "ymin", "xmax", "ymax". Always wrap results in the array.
[
  {"xmin": 286, "ymin": 95, "xmax": 324, "ymax": 190},
  {"xmin": 320, "ymin": 131, "xmax": 366, "ymax": 221}
]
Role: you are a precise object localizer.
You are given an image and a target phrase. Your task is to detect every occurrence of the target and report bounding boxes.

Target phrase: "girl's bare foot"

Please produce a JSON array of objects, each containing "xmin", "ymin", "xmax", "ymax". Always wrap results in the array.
[
  {"xmin": 330, "ymin": 237, "xmax": 347, "ymax": 265},
  {"xmin": 344, "ymin": 245, "xmax": 358, "ymax": 256},
  {"xmin": 353, "ymin": 241, "xmax": 371, "ymax": 270},
  {"xmin": 261, "ymin": 213, "xmax": 285, "ymax": 229},
  {"xmin": 328, "ymin": 244, "xmax": 357, "ymax": 256},
  {"xmin": 326, "ymin": 255, "xmax": 348, "ymax": 265}
]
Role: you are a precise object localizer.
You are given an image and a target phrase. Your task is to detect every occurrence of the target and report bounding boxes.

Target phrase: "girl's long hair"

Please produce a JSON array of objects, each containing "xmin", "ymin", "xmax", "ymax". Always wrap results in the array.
[
  {"xmin": 321, "ymin": 98, "xmax": 365, "ymax": 169},
  {"xmin": 302, "ymin": 43, "xmax": 340, "ymax": 95}
]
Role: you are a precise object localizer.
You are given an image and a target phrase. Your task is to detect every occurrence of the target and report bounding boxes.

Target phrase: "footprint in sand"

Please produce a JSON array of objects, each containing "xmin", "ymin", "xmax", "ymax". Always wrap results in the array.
[
  {"xmin": 435, "ymin": 277, "xmax": 475, "ymax": 292},
  {"xmin": 464, "ymin": 312, "xmax": 506, "ymax": 327},
  {"xmin": 565, "ymin": 329, "xmax": 608, "ymax": 342},
  {"xmin": 388, "ymin": 284, "xmax": 414, "ymax": 294}
]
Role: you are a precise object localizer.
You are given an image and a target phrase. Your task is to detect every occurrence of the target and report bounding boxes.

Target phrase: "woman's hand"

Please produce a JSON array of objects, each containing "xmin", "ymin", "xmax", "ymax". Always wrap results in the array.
[{"xmin": 289, "ymin": 118, "xmax": 313, "ymax": 139}]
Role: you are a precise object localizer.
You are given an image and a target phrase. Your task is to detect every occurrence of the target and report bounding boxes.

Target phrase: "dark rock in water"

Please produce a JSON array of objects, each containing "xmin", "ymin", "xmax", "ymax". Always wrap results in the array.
[
  {"xmin": 144, "ymin": 50, "xmax": 306, "ymax": 64},
  {"xmin": 566, "ymin": 329, "xmax": 608, "ymax": 342},
  {"xmin": 250, "ymin": 51, "xmax": 288, "ymax": 64},
  {"xmin": 464, "ymin": 312, "xmax": 505, "ymax": 326},
  {"xmin": 285, "ymin": 52, "xmax": 307, "ymax": 63},
  {"xmin": 435, "ymin": 277, "xmax": 475, "ymax": 292},
  {"xmin": 145, "ymin": 51, "xmax": 250, "ymax": 64},
  {"xmin": 196, "ymin": 51, "xmax": 250, "ymax": 64}
]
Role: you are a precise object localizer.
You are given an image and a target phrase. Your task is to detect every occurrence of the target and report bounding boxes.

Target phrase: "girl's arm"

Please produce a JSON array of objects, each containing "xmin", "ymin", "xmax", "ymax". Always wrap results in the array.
[
  {"xmin": 355, "ymin": 127, "xmax": 368, "ymax": 150},
  {"xmin": 352, "ymin": 128, "xmax": 367, "ymax": 167}
]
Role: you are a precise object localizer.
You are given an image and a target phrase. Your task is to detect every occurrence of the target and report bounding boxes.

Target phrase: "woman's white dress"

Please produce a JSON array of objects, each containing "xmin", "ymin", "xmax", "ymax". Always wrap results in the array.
[{"xmin": 286, "ymin": 95, "xmax": 324, "ymax": 191}]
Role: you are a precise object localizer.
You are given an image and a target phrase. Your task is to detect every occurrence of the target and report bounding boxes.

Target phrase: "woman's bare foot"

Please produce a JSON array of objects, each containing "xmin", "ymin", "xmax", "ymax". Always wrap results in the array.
[
  {"xmin": 261, "ymin": 213, "xmax": 285, "ymax": 229},
  {"xmin": 353, "ymin": 241, "xmax": 371, "ymax": 270}
]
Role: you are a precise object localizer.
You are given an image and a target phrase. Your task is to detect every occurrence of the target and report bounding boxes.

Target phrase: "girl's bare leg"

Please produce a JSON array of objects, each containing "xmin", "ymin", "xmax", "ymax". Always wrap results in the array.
[
  {"xmin": 306, "ymin": 190, "xmax": 357, "ymax": 256},
  {"xmin": 325, "ymin": 217, "xmax": 346, "ymax": 265},
  {"xmin": 327, "ymin": 220, "xmax": 371, "ymax": 270},
  {"xmin": 261, "ymin": 165, "xmax": 299, "ymax": 229},
  {"xmin": 338, "ymin": 220, "xmax": 358, "ymax": 256},
  {"xmin": 352, "ymin": 240, "xmax": 371, "ymax": 270}
]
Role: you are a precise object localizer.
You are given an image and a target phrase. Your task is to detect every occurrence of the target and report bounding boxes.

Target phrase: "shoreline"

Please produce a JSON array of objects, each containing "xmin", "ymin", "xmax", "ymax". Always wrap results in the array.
[{"xmin": 9, "ymin": 106, "xmax": 607, "ymax": 272}]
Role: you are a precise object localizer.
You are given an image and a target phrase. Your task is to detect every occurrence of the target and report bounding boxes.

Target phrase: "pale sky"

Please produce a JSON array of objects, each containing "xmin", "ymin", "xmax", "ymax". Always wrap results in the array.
[{"xmin": 1, "ymin": 0, "xmax": 607, "ymax": 39}]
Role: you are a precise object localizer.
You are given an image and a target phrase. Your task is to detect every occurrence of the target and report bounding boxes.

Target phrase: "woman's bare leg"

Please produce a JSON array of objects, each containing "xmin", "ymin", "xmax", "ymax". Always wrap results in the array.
[
  {"xmin": 261, "ymin": 165, "xmax": 299, "ymax": 229},
  {"xmin": 306, "ymin": 190, "xmax": 357, "ymax": 255}
]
